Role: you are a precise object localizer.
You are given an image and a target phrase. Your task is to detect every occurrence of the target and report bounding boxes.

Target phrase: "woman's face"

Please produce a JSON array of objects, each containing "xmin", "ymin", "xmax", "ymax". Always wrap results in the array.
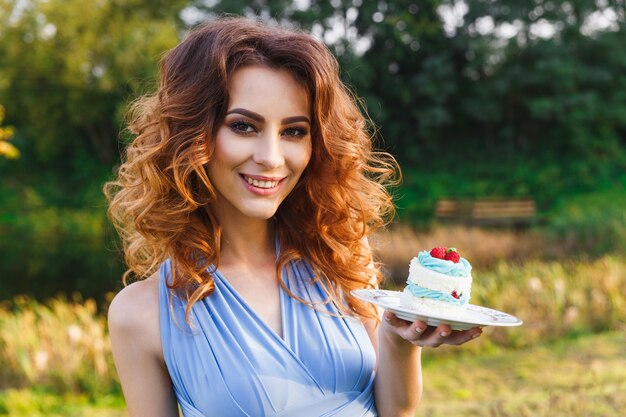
[{"xmin": 207, "ymin": 65, "xmax": 312, "ymax": 223}]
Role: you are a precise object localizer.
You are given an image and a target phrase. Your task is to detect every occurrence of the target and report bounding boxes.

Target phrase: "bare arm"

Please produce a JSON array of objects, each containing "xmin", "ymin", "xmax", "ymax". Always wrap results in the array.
[
  {"xmin": 108, "ymin": 277, "xmax": 180, "ymax": 417},
  {"xmin": 364, "ymin": 309, "xmax": 422, "ymax": 417},
  {"xmin": 365, "ymin": 311, "xmax": 482, "ymax": 417}
]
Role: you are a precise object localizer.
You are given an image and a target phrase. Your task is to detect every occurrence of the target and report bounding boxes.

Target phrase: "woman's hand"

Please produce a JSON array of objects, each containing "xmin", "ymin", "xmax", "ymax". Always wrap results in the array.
[{"xmin": 381, "ymin": 311, "xmax": 482, "ymax": 348}]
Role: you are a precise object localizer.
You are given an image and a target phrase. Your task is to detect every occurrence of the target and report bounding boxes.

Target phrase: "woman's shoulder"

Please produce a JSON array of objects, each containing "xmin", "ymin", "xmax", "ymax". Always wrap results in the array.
[
  {"xmin": 108, "ymin": 272, "xmax": 160, "ymax": 325},
  {"xmin": 108, "ymin": 271, "xmax": 162, "ymax": 356}
]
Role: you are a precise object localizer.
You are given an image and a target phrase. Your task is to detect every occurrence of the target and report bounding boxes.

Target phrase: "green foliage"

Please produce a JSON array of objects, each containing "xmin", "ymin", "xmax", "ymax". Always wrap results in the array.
[
  {"xmin": 0, "ymin": 0, "xmax": 184, "ymax": 300},
  {"xmin": 0, "ymin": 0, "xmax": 184, "ymax": 167},
  {"xmin": 0, "ymin": 182, "xmax": 125, "ymax": 300},
  {"xmin": 0, "ymin": 105, "xmax": 18, "ymax": 159},
  {"xmin": 0, "ymin": 0, "xmax": 625, "ymax": 300},
  {"xmin": 395, "ymin": 153, "xmax": 626, "ymax": 227},
  {"xmin": 546, "ymin": 186, "xmax": 626, "ymax": 256}
]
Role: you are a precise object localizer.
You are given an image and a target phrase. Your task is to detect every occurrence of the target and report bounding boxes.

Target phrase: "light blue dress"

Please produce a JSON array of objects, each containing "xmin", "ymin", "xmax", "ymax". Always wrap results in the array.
[{"xmin": 158, "ymin": 258, "xmax": 378, "ymax": 416}]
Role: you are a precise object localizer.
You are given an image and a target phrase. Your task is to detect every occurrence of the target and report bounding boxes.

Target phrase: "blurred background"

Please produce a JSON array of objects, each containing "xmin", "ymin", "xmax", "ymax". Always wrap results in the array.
[{"xmin": 0, "ymin": 0, "xmax": 624, "ymax": 416}]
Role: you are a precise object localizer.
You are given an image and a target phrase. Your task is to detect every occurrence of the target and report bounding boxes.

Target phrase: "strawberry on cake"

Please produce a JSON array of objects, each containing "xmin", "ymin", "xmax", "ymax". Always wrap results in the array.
[{"xmin": 401, "ymin": 247, "xmax": 472, "ymax": 315}]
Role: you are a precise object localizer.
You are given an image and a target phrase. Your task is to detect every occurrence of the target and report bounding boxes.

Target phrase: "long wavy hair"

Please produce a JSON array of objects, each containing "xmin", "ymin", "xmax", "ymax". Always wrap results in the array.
[{"xmin": 104, "ymin": 17, "xmax": 400, "ymax": 323}]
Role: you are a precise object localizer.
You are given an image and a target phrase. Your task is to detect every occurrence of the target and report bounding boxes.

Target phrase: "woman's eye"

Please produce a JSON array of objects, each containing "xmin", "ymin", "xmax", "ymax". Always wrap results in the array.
[
  {"xmin": 229, "ymin": 121, "xmax": 256, "ymax": 134},
  {"xmin": 282, "ymin": 127, "xmax": 308, "ymax": 138}
]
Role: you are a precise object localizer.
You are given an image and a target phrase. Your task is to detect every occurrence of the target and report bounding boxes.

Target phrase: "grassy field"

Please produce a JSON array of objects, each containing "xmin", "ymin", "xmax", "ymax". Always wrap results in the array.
[
  {"xmin": 0, "ymin": 331, "xmax": 624, "ymax": 416},
  {"xmin": 0, "ymin": 224, "xmax": 624, "ymax": 416},
  {"xmin": 419, "ymin": 331, "xmax": 626, "ymax": 417}
]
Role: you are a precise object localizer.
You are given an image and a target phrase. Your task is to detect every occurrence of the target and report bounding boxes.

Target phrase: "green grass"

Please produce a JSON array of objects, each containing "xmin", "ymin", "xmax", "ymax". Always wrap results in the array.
[
  {"xmin": 0, "ymin": 331, "xmax": 623, "ymax": 416},
  {"xmin": 0, "ymin": 389, "xmax": 125, "ymax": 417},
  {"xmin": 419, "ymin": 331, "xmax": 626, "ymax": 416}
]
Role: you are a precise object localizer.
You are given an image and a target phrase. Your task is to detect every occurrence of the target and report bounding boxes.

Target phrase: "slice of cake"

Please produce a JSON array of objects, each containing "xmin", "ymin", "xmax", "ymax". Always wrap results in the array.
[{"xmin": 401, "ymin": 247, "xmax": 472, "ymax": 315}]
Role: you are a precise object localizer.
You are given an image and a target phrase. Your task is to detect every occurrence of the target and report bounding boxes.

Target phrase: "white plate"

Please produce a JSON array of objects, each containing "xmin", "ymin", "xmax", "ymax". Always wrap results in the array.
[{"xmin": 352, "ymin": 289, "xmax": 523, "ymax": 331}]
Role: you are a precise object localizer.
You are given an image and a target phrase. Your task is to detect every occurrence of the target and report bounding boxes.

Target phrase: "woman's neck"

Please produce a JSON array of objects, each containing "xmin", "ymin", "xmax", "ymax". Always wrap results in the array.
[{"xmin": 216, "ymin": 215, "xmax": 276, "ymax": 268}]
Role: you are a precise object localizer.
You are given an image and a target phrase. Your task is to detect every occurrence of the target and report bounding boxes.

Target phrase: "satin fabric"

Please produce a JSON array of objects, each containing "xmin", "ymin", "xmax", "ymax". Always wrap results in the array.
[{"xmin": 158, "ymin": 258, "xmax": 378, "ymax": 416}]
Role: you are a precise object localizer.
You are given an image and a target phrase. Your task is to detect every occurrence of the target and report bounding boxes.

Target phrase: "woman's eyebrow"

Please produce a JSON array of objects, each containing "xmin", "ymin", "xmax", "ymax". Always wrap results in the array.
[
  {"xmin": 226, "ymin": 108, "xmax": 264, "ymax": 122},
  {"xmin": 226, "ymin": 108, "xmax": 310, "ymax": 125},
  {"xmin": 282, "ymin": 116, "xmax": 311, "ymax": 125}
]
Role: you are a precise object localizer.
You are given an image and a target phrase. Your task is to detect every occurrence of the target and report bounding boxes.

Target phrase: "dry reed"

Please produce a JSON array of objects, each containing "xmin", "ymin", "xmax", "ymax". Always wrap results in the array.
[
  {"xmin": 372, "ymin": 224, "xmax": 626, "ymax": 353},
  {"xmin": 0, "ymin": 225, "xmax": 624, "ymax": 395},
  {"xmin": 371, "ymin": 224, "xmax": 544, "ymax": 285},
  {"xmin": 0, "ymin": 294, "xmax": 117, "ymax": 394}
]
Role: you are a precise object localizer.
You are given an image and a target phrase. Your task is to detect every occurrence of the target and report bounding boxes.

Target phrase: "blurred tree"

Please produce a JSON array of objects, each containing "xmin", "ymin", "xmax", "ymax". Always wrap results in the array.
[
  {"xmin": 0, "ymin": 0, "xmax": 625, "ymax": 299},
  {"xmin": 186, "ymin": 0, "xmax": 457, "ymax": 160},
  {"xmin": 0, "ymin": 0, "xmax": 188, "ymax": 301},
  {"xmin": 446, "ymin": 0, "xmax": 626, "ymax": 192},
  {"xmin": 0, "ymin": 0, "xmax": 186, "ymax": 167},
  {"xmin": 345, "ymin": 1, "xmax": 458, "ymax": 160},
  {"xmin": 0, "ymin": 104, "xmax": 19, "ymax": 159}
]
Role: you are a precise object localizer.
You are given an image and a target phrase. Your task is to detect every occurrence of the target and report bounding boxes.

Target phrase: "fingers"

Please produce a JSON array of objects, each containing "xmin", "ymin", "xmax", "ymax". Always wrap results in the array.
[
  {"xmin": 382, "ymin": 312, "xmax": 483, "ymax": 348},
  {"xmin": 382, "ymin": 312, "xmax": 448, "ymax": 346},
  {"xmin": 444, "ymin": 327, "xmax": 483, "ymax": 346},
  {"xmin": 401, "ymin": 319, "xmax": 429, "ymax": 342},
  {"xmin": 382, "ymin": 311, "xmax": 427, "ymax": 342},
  {"xmin": 417, "ymin": 324, "xmax": 452, "ymax": 347},
  {"xmin": 383, "ymin": 311, "xmax": 422, "ymax": 335},
  {"xmin": 423, "ymin": 325, "xmax": 483, "ymax": 347}
]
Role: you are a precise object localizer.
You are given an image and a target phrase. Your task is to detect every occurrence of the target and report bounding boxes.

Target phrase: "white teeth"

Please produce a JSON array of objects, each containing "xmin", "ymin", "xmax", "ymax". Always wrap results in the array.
[{"xmin": 244, "ymin": 176, "xmax": 279, "ymax": 189}]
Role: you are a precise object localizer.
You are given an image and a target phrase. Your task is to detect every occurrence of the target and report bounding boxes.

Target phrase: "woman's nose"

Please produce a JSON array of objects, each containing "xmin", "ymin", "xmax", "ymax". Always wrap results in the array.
[{"xmin": 253, "ymin": 132, "xmax": 285, "ymax": 169}]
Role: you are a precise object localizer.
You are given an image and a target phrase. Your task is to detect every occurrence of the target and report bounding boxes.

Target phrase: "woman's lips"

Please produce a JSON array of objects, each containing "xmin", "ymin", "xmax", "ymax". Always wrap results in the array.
[{"xmin": 240, "ymin": 174, "xmax": 285, "ymax": 195}]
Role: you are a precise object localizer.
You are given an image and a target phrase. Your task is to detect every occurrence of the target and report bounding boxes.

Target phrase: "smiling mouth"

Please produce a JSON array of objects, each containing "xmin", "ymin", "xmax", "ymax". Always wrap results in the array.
[{"xmin": 242, "ymin": 175, "xmax": 281, "ymax": 189}]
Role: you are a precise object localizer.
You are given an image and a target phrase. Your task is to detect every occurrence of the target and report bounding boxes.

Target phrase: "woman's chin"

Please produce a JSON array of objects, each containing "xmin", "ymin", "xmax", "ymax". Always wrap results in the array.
[{"xmin": 239, "ymin": 204, "xmax": 280, "ymax": 221}]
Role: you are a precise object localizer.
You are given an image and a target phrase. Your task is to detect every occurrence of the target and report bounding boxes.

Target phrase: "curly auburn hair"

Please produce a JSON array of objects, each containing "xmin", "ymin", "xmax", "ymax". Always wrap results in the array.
[{"xmin": 104, "ymin": 17, "xmax": 400, "ymax": 323}]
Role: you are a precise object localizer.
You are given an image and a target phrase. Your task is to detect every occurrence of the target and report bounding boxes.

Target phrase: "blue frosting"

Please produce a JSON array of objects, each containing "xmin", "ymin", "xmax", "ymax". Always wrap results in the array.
[
  {"xmin": 417, "ymin": 250, "xmax": 472, "ymax": 277},
  {"xmin": 406, "ymin": 283, "xmax": 469, "ymax": 305}
]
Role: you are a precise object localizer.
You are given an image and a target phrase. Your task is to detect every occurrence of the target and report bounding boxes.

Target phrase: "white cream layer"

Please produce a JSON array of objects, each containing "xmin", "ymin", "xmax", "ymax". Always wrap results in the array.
[
  {"xmin": 401, "ymin": 258, "xmax": 473, "ymax": 314},
  {"xmin": 407, "ymin": 261, "xmax": 472, "ymax": 298},
  {"xmin": 400, "ymin": 289, "xmax": 468, "ymax": 315}
]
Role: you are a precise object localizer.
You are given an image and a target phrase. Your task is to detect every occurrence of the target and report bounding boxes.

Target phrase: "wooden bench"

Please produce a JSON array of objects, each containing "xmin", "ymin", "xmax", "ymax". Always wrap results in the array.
[{"xmin": 435, "ymin": 199, "xmax": 536, "ymax": 227}]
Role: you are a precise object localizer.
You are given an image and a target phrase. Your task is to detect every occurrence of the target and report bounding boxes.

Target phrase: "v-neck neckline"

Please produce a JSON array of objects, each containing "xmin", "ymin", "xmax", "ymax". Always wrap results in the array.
[
  {"xmin": 210, "ymin": 263, "xmax": 325, "ymax": 394},
  {"xmin": 212, "ymin": 267, "xmax": 288, "ymax": 343}
]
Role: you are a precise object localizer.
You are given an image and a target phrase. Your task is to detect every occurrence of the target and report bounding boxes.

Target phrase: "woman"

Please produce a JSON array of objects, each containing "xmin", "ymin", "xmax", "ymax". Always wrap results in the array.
[{"xmin": 105, "ymin": 17, "xmax": 481, "ymax": 417}]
